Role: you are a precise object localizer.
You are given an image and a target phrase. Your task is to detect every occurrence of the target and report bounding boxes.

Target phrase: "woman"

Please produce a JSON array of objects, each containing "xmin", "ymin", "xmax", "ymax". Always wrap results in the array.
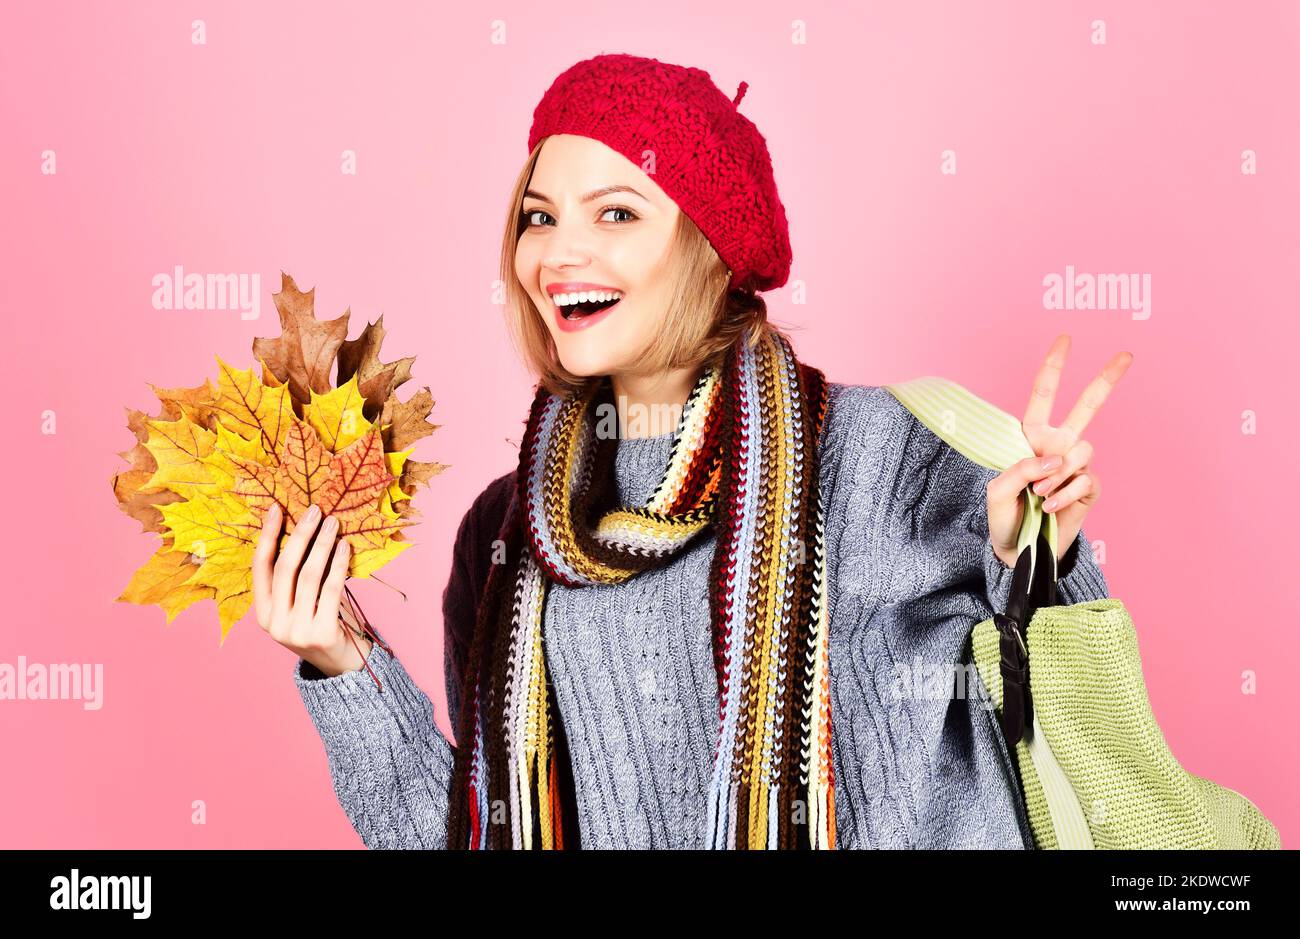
[{"xmin": 257, "ymin": 54, "xmax": 1126, "ymax": 849}]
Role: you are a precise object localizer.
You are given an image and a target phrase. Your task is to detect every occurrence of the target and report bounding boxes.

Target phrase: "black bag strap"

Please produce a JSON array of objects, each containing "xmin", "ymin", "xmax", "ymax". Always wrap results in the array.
[{"xmin": 994, "ymin": 524, "xmax": 1059, "ymax": 746}]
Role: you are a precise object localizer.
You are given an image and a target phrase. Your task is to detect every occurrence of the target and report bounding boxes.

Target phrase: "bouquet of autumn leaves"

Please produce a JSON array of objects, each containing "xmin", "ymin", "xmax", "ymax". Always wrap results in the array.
[{"xmin": 111, "ymin": 272, "xmax": 445, "ymax": 650}]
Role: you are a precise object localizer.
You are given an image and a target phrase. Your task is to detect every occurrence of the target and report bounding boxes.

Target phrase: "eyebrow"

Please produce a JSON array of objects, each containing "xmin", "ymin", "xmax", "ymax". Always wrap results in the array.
[{"xmin": 523, "ymin": 184, "xmax": 650, "ymax": 205}]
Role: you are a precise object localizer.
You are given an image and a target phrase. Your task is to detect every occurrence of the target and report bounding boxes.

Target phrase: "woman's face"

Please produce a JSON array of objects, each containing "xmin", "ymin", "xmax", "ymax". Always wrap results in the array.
[{"xmin": 514, "ymin": 134, "xmax": 681, "ymax": 379}]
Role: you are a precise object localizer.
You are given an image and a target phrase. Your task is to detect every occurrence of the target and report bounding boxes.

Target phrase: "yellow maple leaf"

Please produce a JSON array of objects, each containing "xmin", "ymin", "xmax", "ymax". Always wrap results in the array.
[
  {"xmin": 386, "ymin": 447, "xmax": 414, "ymax": 504},
  {"xmin": 350, "ymin": 537, "xmax": 414, "ymax": 579},
  {"xmin": 212, "ymin": 355, "xmax": 295, "ymax": 456},
  {"xmin": 140, "ymin": 416, "xmax": 218, "ymax": 499},
  {"xmin": 304, "ymin": 373, "xmax": 373, "ymax": 453},
  {"xmin": 116, "ymin": 542, "xmax": 216, "ymax": 624},
  {"xmin": 181, "ymin": 537, "xmax": 258, "ymax": 645},
  {"xmin": 159, "ymin": 490, "xmax": 259, "ymax": 561},
  {"xmin": 200, "ymin": 422, "xmax": 270, "ymax": 495}
]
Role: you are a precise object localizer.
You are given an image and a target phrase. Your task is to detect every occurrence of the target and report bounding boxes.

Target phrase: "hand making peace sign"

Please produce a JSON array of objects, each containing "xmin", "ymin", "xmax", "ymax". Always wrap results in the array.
[{"xmin": 987, "ymin": 334, "xmax": 1134, "ymax": 569}]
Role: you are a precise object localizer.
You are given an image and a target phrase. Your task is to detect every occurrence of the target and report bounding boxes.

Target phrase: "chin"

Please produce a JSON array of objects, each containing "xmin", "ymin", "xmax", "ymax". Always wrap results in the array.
[{"xmin": 554, "ymin": 346, "xmax": 617, "ymax": 380}]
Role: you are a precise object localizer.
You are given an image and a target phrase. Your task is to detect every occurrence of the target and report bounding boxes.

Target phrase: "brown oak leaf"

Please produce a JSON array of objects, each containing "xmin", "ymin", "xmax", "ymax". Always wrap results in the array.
[
  {"xmin": 252, "ymin": 271, "xmax": 350, "ymax": 408},
  {"xmin": 337, "ymin": 314, "xmax": 417, "ymax": 421},
  {"xmin": 379, "ymin": 385, "xmax": 441, "ymax": 453}
]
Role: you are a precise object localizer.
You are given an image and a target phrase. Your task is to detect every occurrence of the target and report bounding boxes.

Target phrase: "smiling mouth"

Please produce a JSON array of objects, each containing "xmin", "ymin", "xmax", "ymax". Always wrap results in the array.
[{"xmin": 556, "ymin": 295, "xmax": 622, "ymax": 320}]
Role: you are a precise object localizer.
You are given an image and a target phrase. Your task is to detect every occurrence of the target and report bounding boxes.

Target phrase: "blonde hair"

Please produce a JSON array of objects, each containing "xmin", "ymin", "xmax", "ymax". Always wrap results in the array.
[{"xmin": 501, "ymin": 138, "xmax": 772, "ymax": 398}]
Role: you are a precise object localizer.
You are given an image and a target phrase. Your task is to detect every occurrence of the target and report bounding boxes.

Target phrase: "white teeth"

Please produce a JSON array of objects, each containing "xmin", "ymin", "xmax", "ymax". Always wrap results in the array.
[{"xmin": 552, "ymin": 290, "xmax": 623, "ymax": 307}]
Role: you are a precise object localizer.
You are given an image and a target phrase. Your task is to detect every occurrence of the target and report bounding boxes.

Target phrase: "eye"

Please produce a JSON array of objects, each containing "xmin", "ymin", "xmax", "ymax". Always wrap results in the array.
[
  {"xmin": 600, "ymin": 205, "xmax": 638, "ymax": 223},
  {"xmin": 518, "ymin": 205, "xmax": 639, "ymax": 229}
]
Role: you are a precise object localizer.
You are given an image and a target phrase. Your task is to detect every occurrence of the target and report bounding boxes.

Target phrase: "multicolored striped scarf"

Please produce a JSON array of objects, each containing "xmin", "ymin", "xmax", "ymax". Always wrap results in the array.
[{"xmin": 445, "ymin": 323, "xmax": 836, "ymax": 849}]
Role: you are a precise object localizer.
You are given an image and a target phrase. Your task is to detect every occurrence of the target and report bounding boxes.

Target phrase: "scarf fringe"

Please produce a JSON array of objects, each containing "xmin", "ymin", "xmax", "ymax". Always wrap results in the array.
[{"xmin": 704, "ymin": 776, "xmax": 838, "ymax": 849}]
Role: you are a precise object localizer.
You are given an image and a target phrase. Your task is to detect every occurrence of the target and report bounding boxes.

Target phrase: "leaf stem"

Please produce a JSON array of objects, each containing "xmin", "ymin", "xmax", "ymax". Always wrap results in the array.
[{"xmin": 339, "ymin": 583, "xmax": 393, "ymax": 691}]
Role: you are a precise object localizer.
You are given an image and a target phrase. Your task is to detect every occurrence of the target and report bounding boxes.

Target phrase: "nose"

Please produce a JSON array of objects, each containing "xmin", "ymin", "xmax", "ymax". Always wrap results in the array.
[
  {"xmin": 543, "ymin": 249, "xmax": 589, "ymax": 270},
  {"xmin": 540, "ymin": 210, "xmax": 597, "ymax": 271},
  {"xmin": 542, "ymin": 233, "xmax": 591, "ymax": 270}
]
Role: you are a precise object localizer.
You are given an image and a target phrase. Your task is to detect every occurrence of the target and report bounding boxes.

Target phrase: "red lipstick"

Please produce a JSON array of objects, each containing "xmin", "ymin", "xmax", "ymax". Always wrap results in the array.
[
  {"xmin": 546, "ymin": 282, "xmax": 624, "ymax": 333},
  {"xmin": 547, "ymin": 282, "xmax": 619, "ymax": 294}
]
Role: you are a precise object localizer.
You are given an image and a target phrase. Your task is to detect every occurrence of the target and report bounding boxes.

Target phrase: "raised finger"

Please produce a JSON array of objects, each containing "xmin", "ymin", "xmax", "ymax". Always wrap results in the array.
[
  {"xmin": 252, "ymin": 502, "xmax": 283, "ymax": 630},
  {"xmin": 1033, "ymin": 439, "xmax": 1094, "ymax": 497},
  {"xmin": 1058, "ymin": 351, "xmax": 1133, "ymax": 439},
  {"xmin": 1023, "ymin": 333, "xmax": 1071, "ymax": 428},
  {"xmin": 290, "ymin": 514, "xmax": 340, "ymax": 636},
  {"xmin": 312, "ymin": 536, "xmax": 351, "ymax": 639},
  {"xmin": 271, "ymin": 503, "xmax": 323, "ymax": 629}
]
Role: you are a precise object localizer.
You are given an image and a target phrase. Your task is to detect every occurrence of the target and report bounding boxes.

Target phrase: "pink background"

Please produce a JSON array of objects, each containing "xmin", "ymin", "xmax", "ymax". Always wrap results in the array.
[{"xmin": 1, "ymin": 0, "xmax": 1295, "ymax": 849}]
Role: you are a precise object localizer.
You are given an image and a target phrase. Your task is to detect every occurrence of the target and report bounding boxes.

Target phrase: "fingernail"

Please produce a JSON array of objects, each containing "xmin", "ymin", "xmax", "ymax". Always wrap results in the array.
[
  {"xmin": 323, "ymin": 515, "xmax": 338, "ymax": 532},
  {"xmin": 1042, "ymin": 456, "xmax": 1061, "ymax": 470},
  {"xmin": 1034, "ymin": 478, "xmax": 1053, "ymax": 494},
  {"xmin": 1042, "ymin": 497, "xmax": 1057, "ymax": 511},
  {"xmin": 306, "ymin": 504, "xmax": 319, "ymax": 522}
]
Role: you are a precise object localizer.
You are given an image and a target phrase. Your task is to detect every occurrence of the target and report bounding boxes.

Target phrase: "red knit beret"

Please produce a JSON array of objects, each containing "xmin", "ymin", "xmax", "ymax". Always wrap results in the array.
[{"xmin": 527, "ymin": 53, "xmax": 792, "ymax": 293}]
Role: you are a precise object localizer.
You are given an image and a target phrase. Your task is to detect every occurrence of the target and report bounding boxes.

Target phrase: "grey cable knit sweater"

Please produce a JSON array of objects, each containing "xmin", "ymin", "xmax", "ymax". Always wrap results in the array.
[{"xmin": 294, "ymin": 382, "xmax": 1110, "ymax": 849}]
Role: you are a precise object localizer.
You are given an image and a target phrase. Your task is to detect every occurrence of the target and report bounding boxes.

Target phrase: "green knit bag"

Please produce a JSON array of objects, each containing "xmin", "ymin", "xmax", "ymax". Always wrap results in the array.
[{"xmin": 884, "ymin": 377, "xmax": 1280, "ymax": 850}]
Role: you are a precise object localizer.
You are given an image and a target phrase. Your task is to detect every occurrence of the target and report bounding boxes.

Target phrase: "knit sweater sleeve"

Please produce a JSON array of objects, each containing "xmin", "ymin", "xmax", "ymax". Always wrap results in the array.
[
  {"xmin": 291, "ymin": 469, "xmax": 517, "ymax": 849},
  {"xmin": 831, "ymin": 383, "xmax": 1110, "ymax": 616}
]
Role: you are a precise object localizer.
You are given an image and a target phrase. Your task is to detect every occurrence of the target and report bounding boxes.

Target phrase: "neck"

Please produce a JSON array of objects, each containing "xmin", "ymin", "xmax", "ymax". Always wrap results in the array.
[{"xmin": 609, "ymin": 363, "xmax": 703, "ymax": 439}]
